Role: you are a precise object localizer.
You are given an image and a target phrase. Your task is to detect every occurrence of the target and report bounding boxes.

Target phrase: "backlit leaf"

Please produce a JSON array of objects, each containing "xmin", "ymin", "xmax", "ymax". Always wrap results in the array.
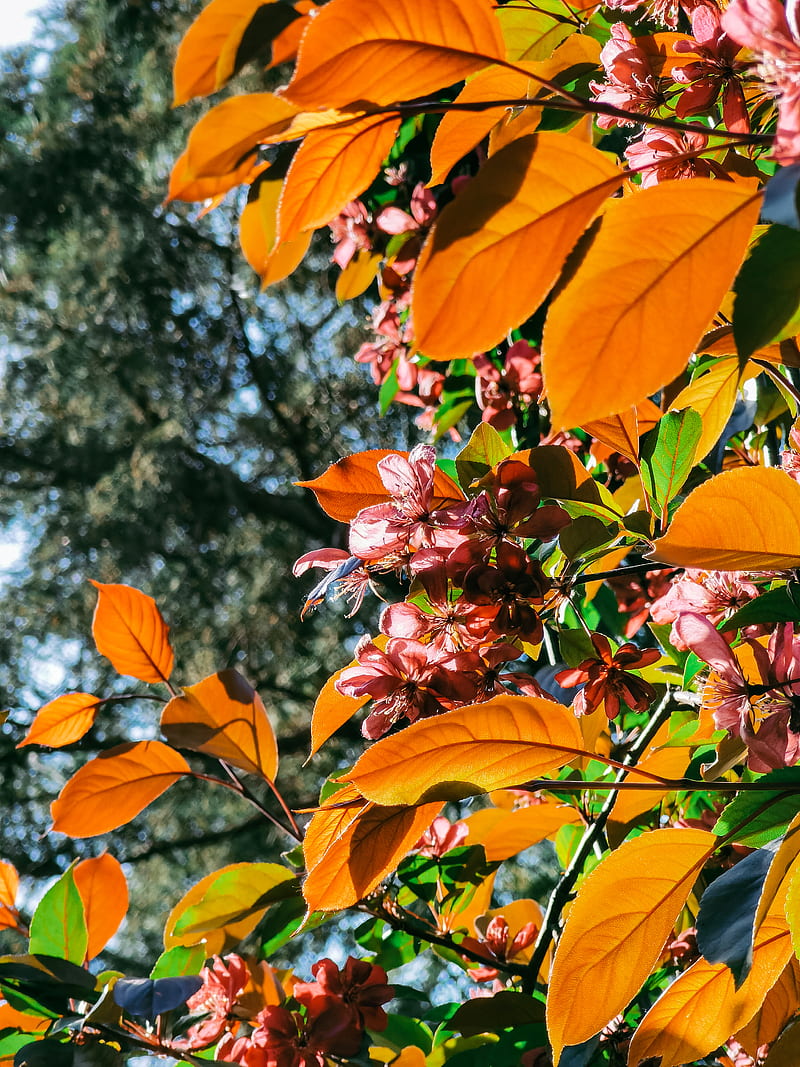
[
  {"xmin": 164, "ymin": 863, "xmax": 294, "ymax": 953},
  {"xmin": 344, "ymin": 694, "xmax": 586, "ymax": 806},
  {"xmin": 670, "ymin": 359, "xmax": 758, "ymax": 461},
  {"xmin": 184, "ymin": 93, "xmax": 299, "ymax": 179},
  {"xmin": 296, "ymin": 450, "xmax": 464, "ymax": 523},
  {"xmin": 735, "ymin": 958, "xmax": 800, "ymax": 1056},
  {"xmin": 213, "ymin": 2, "xmax": 303, "ymax": 89},
  {"xmin": 627, "ymin": 899, "xmax": 792, "ymax": 1067},
  {"xmin": 161, "ymin": 669, "xmax": 278, "ymax": 781},
  {"xmin": 543, "ymin": 181, "xmax": 761, "ymax": 429},
  {"xmin": 50, "ymin": 741, "xmax": 190, "ymax": 837},
  {"xmin": 284, "ymin": 0, "xmax": 505, "ymax": 109},
  {"xmin": 413, "ymin": 133, "xmax": 622, "ymax": 360},
  {"xmin": 90, "ymin": 581, "xmax": 174, "ymax": 685},
  {"xmin": 166, "ymin": 149, "xmax": 269, "ymax": 207},
  {"xmin": 582, "ymin": 407, "xmax": 639, "ymax": 464},
  {"xmin": 73, "ymin": 854, "xmax": 128, "ymax": 961},
  {"xmin": 428, "ymin": 65, "xmax": 540, "ymax": 188},
  {"xmin": 546, "ymin": 828, "xmax": 716, "ymax": 1062},
  {"xmin": 496, "ymin": 2, "xmax": 571, "ymax": 61},
  {"xmin": 639, "ymin": 408, "xmax": 702, "ymax": 521},
  {"xmin": 167, "ymin": 863, "xmax": 296, "ymax": 943},
  {"xmin": 240, "ymin": 173, "xmax": 313, "ymax": 287},
  {"xmin": 279, "ymin": 113, "xmax": 400, "ymax": 243},
  {"xmin": 649, "ymin": 466, "xmax": 800, "ymax": 570},
  {"xmin": 713, "ymin": 768, "xmax": 800, "ymax": 848},
  {"xmin": 335, "ymin": 248, "xmax": 382, "ymax": 302},
  {"xmin": 173, "ymin": 0, "xmax": 265, "ymax": 105},
  {"xmin": 310, "ymin": 646, "xmax": 385, "ymax": 757},
  {"xmin": 455, "ymin": 423, "xmax": 513, "ymax": 489},
  {"xmin": 17, "ymin": 693, "xmax": 103, "ymax": 749},
  {"xmin": 303, "ymin": 796, "xmax": 441, "ymax": 911},
  {"xmin": 0, "ymin": 862, "xmax": 18, "ymax": 931},
  {"xmin": 463, "ymin": 803, "xmax": 581, "ymax": 862},
  {"xmin": 29, "ymin": 867, "xmax": 88, "ymax": 966}
]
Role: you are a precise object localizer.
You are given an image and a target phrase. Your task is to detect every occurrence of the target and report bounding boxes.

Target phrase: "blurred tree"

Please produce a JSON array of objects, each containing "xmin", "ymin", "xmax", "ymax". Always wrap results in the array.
[{"xmin": 0, "ymin": 0, "xmax": 409, "ymax": 963}]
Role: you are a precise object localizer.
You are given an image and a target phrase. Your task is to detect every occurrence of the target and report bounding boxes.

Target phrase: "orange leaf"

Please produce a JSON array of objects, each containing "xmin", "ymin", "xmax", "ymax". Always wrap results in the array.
[
  {"xmin": 240, "ymin": 172, "xmax": 313, "ymax": 286},
  {"xmin": 582, "ymin": 407, "xmax": 640, "ymax": 464},
  {"xmin": 345, "ymin": 694, "xmax": 586, "ymax": 806},
  {"xmin": 166, "ymin": 149, "xmax": 269, "ymax": 207},
  {"xmin": 735, "ymin": 958, "xmax": 800, "ymax": 1056},
  {"xmin": 279, "ymin": 113, "xmax": 401, "ymax": 243},
  {"xmin": 74, "ymin": 854, "xmax": 129, "ymax": 961},
  {"xmin": 546, "ymin": 827, "xmax": 717, "ymax": 1062},
  {"xmin": 0, "ymin": 1001, "xmax": 49, "ymax": 1034},
  {"xmin": 17, "ymin": 693, "xmax": 103, "ymax": 749},
  {"xmin": 649, "ymin": 466, "xmax": 800, "ymax": 570},
  {"xmin": 627, "ymin": 901, "xmax": 793, "ymax": 1067},
  {"xmin": 213, "ymin": 2, "xmax": 305, "ymax": 90},
  {"xmin": 161, "ymin": 669, "xmax": 278, "ymax": 781},
  {"xmin": 310, "ymin": 642, "xmax": 389, "ymax": 758},
  {"xmin": 296, "ymin": 449, "xmax": 464, "ymax": 523},
  {"xmin": 284, "ymin": 0, "xmax": 505, "ymax": 109},
  {"xmin": 429, "ymin": 65, "xmax": 540, "ymax": 187},
  {"xmin": 0, "ymin": 861, "xmax": 19, "ymax": 932},
  {"xmin": 496, "ymin": 3, "xmax": 572, "ymax": 62},
  {"xmin": 543, "ymin": 180, "xmax": 761, "ymax": 429},
  {"xmin": 761, "ymin": 1017, "xmax": 800, "ymax": 1066},
  {"xmin": 464, "ymin": 803, "xmax": 581, "ymax": 862},
  {"xmin": 303, "ymin": 795, "xmax": 441, "ymax": 911},
  {"xmin": 50, "ymin": 740, "xmax": 190, "ymax": 837},
  {"xmin": 412, "ymin": 133, "xmax": 622, "ymax": 360},
  {"xmin": 90, "ymin": 581, "xmax": 174, "ymax": 684},
  {"xmin": 173, "ymin": 0, "xmax": 265, "ymax": 105},
  {"xmin": 185, "ymin": 93, "xmax": 300, "ymax": 180},
  {"xmin": 270, "ymin": 1, "xmax": 318, "ymax": 67}
]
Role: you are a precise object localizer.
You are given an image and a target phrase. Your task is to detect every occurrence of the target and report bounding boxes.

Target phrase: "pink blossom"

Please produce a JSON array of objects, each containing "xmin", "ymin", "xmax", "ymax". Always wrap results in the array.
[
  {"xmin": 625, "ymin": 128, "xmax": 711, "ymax": 186},
  {"xmin": 672, "ymin": 4, "xmax": 749, "ymax": 131},
  {"xmin": 474, "ymin": 341, "xmax": 543, "ymax": 429},
  {"xmin": 650, "ymin": 569, "xmax": 760, "ymax": 648},
  {"xmin": 380, "ymin": 570, "xmax": 496, "ymax": 651},
  {"xmin": 604, "ymin": 0, "xmax": 683, "ymax": 29},
  {"xmin": 293, "ymin": 957, "xmax": 393, "ymax": 1033},
  {"xmin": 329, "ymin": 200, "xmax": 372, "ymax": 269},
  {"xmin": 178, "ymin": 954, "xmax": 251, "ymax": 1049},
  {"xmin": 590, "ymin": 23, "xmax": 666, "ymax": 128},
  {"xmin": 722, "ymin": 0, "xmax": 800, "ymax": 163},
  {"xmin": 414, "ymin": 815, "xmax": 469, "ymax": 857},
  {"xmin": 555, "ymin": 633, "xmax": 660, "ymax": 719}
]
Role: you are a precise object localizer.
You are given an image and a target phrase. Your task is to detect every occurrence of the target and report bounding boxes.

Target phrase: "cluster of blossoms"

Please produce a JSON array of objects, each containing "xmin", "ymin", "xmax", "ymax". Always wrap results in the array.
[{"xmin": 176, "ymin": 954, "xmax": 392, "ymax": 1067}]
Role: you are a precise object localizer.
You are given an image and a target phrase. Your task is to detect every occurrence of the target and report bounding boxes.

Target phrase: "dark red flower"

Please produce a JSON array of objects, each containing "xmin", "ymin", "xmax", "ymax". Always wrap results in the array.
[{"xmin": 555, "ymin": 633, "xmax": 659, "ymax": 718}]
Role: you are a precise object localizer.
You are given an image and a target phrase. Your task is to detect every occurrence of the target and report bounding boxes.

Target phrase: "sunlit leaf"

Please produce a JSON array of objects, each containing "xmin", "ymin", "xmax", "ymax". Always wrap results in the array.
[
  {"xmin": 310, "ymin": 653, "xmax": 379, "ymax": 758},
  {"xmin": 29, "ymin": 866, "xmax": 88, "ymax": 966},
  {"xmin": 279, "ymin": 114, "xmax": 400, "ymax": 243},
  {"xmin": 173, "ymin": 0, "xmax": 265, "ymax": 105},
  {"xmin": 50, "ymin": 741, "xmax": 190, "ymax": 837},
  {"xmin": 413, "ymin": 133, "xmax": 622, "ymax": 360},
  {"xmin": 17, "ymin": 694, "xmax": 103, "ymax": 750},
  {"xmin": 463, "ymin": 803, "xmax": 581, "ymax": 862},
  {"xmin": 303, "ymin": 796, "xmax": 441, "ymax": 911},
  {"xmin": 639, "ymin": 408, "xmax": 702, "ymax": 521},
  {"xmin": 90, "ymin": 581, "xmax": 174, "ymax": 685},
  {"xmin": 627, "ymin": 897, "xmax": 792, "ymax": 1067},
  {"xmin": 167, "ymin": 863, "xmax": 297, "ymax": 945},
  {"xmin": 284, "ymin": 0, "xmax": 505, "ymax": 109},
  {"xmin": 455, "ymin": 423, "xmax": 513, "ymax": 489},
  {"xmin": 184, "ymin": 93, "xmax": 300, "ymax": 179},
  {"xmin": 335, "ymin": 248, "xmax": 382, "ymax": 302},
  {"xmin": 546, "ymin": 828, "xmax": 716, "ymax": 1062},
  {"xmin": 735, "ymin": 958, "xmax": 800, "ymax": 1056},
  {"xmin": 714, "ymin": 769, "xmax": 800, "ymax": 848},
  {"xmin": 345, "ymin": 694, "xmax": 586, "ymax": 806},
  {"xmin": 74, "ymin": 854, "xmax": 129, "ymax": 961},
  {"xmin": 582, "ymin": 407, "xmax": 639, "ymax": 464},
  {"xmin": 0, "ymin": 862, "xmax": 18, "ymax": 932},
  {"xmin": 213, "ymin": 2, "xmax": 304, "ymax": 90},
  {"xmin": 240, "ymin": 172, "xmax": 314, "ymax": 287},
  {"xmin": 543, "ymin": 181, "xmax": 761, "ymax": 429},
  {"xmin": 296, "ymin": 450, "xmax": 464, "ymax": 523},
  {"xmin": 649, "ymin": 467, "xmax": 800, "ymax": 570},
  {"xmin": 166, "ymin": 149, "xmax": 269, "ymax": 208},
  {"xmin": 161, "ymin": 669, "xmax": 278, "ymax": 781},
  {"xmin": 670, "ymin": 359, "xmax": 759, "ymax": 461},
  {"xmin": 496, "ymin": 2, "xmax": 571, "ymax": 61}
]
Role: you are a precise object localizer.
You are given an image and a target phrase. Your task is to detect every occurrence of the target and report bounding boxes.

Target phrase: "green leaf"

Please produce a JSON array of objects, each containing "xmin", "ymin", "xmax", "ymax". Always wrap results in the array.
[
  {"xmin": 451, "ymin": 991, "xmax": 546, "ymax": 1037},
  {"xmin": 733, "ymin": 224, "xmax": 800, "ymax": 360},
  {"xmin": 29, "ymin": 868, "xmax": 88, "ymax": 966},
  {"xmin": 713, "ymin": 768, "xmax": 800, "ymax": 846},
  {"xmin": 640, "ymin": 409, "xmax": 702, "ymax": 521},
  {"xmin": 558, "ymin": 515, "xmax": 619, "ymax": 561},
  {"xmin": 455, "ymin": 423, "xmax": 513, "ymax": 490},
  {"xmin": 172, "ymin": 864, "xmax": 298, "ymax": 938},
  {"xmin": 724, "ymin": 584, "xmax": 800, "ymax": 629},
  {"xmin": 149, "ymin": 945, "xmax": 207, "ymax": 979},
  {"xmin": 368, "ymin": 1013, "xmax": 433, "ymax": 1055}
]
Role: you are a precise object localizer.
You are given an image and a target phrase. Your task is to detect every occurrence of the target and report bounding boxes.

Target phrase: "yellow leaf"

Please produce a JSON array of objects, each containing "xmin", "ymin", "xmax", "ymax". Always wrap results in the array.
[
  {"xmin": 546, "ymin": 827, "xmax": 716, "ymax": 1062},
  {"xmin": 296, "ymin": 450, "xmax": 463, "ymax": 523},
  {"xmin": 428, "ymin": 65, "xmax": 540, "ymax": 188},
  {"xmin": 161, "ymin": 669, "xmax": 278, "ymax": 781},
  {"xmin": 279, "ymin": 114, "xmax": 401, "ymax": 243},
  {"xmin": 543, "ymin": 180, "xmax": 761, "ymax": 429},
  {"xmin": 50, "ymin": 741, "xmax": 190, "ymax": 838},
  {"xmin": 0, "ymin": 862, "xmax": 19, "ymax": 933},
  {"xmin": 649, "ymin": 466, "xmax": 800, "ymax": 570},
  {"xmin": 303, "ymin": 795, "xmax": 441, "ymax": 911},
  {"xmin": 627, "ymin": 902, "xmax": 792, "ymax": 1067},
  {"xmin": 735, "ymin": 958, "xmax": 800, "ymax": 1056},
  {"xmin": 74, "ymin": 854, "xmax": 128, "ymax": 961},
  {"xmin": 496, "ymin": 3, "xmax": 572, "ymax": 61},
  {"xmin": 464, "ymin": 803, "xmax": 581, "ymax": 862},
  {"xmin": 90, "ymin": 581, "xmax": 174, "ymax": 684},
  {"xmin": 345, "ymin": 694, "xmax": 587, "ymax": 806},
  {"xmin": 284, "ymin": 0, "xmax": 505, "ymax": 109},
  {"xmin": 164, "ymin": 862, "xmax": 295, "ymax": 953},
  {"xmin": 609, "ymin": 740, "xmax": 689, "ymax": 825},
  {"xmin": 754, "ymin": 811, "xmax": 800, "ymax": 941},
  {"xmin": 670, "ymin": 360, "xmax": 761, "ymax": 461},
  {"xmin": 184, "ymin": 93, "xmax": 300, "ymax": 179},
  {"xmin": 413, "ymin": 133, "xmax": 622, "ymax": 360},
  {"xmin": 173, "ymin": 0, "xmax": 265, "ymax": 106},
  {"xmin": 17, "ymin": 693, "xmax": 103, "ymax": 749},
  {"xmin": 239, "ymin": 173, "xmax": 313, "ymax": 287},
  {"xmin": 335, "ymin": 248, "xmax": 382, "ymax": 302}
]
